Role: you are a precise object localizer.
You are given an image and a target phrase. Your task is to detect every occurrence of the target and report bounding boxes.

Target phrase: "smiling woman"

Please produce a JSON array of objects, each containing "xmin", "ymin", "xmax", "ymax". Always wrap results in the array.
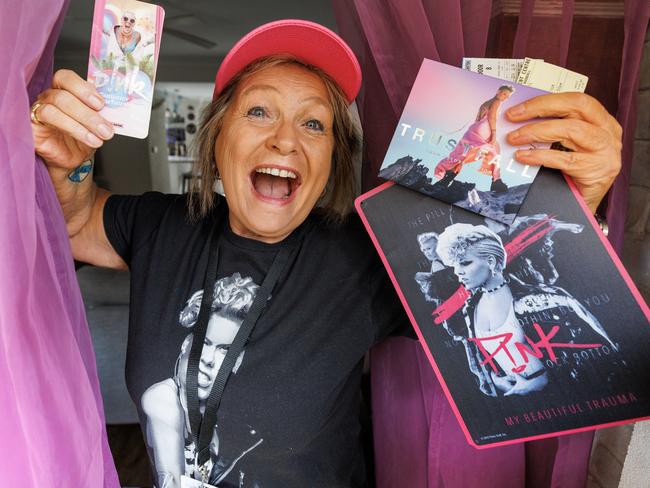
[
  {"xmin": 190, "ymin": 54, "xmax": 359, "ymax": 239},
  {"xmin": 30, "ymin": 16, "xmax": 622, "ymax": 488},
  {"xmin": 197, "ymin": 60, "xmax": 337, "ymax": 242}
]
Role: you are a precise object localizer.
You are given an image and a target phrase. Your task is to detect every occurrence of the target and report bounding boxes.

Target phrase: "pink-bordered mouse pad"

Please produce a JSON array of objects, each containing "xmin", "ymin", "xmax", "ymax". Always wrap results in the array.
[{"xmin": 356, "ymin": 167, "xmax": 650, "ymax": 447}]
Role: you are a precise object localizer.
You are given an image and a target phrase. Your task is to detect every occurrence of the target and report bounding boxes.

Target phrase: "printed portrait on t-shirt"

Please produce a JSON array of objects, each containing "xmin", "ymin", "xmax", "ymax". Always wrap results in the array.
[{"xmin": 141, "ymin": 272, "xmax": 263, "ymax": 488}]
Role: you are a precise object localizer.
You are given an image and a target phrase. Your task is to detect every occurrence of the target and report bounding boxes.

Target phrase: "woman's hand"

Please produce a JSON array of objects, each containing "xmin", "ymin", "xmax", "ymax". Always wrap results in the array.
[
  {"xmin": 506, "ymin": 92, "xmax": 622, "ymax": 213},
  {"xmin": 31, "ymin": 69, "xmax": 114, "ymax": 170}
]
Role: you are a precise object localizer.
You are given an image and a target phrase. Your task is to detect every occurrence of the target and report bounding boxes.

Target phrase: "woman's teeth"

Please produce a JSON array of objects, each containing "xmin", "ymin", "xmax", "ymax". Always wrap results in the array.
[{"xmin": 255, "ymin": 167, "xmax": 297, "ymax": 179}]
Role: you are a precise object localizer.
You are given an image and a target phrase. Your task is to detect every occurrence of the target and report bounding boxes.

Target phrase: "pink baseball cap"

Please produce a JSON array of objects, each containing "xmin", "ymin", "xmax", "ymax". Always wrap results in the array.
[{"xmin": 213, "ymin": 19, "xmax": 362, "ymax": 104}]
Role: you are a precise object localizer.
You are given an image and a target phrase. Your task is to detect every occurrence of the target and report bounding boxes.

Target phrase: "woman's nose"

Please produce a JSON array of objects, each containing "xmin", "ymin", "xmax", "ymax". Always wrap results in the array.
[
  {"xmin": 201, "ymin": 346, "xmax": 216, "ymax": 366},
  {"xmin": 268, "ymin": 119, "xmax": 298, "ymax": 155}
]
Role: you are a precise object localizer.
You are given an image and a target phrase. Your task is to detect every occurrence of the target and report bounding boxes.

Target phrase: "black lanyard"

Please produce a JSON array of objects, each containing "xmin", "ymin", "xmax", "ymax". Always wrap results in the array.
[{"xmin": 185, "ymin": 218, "xmax": 307, "ymax": 472}]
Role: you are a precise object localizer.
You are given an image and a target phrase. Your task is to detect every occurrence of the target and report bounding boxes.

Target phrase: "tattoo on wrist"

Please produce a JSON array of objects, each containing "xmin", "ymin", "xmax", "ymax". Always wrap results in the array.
[{"xmin": 68, "ymin": 159, "xmax": 93, "ymax": 183}]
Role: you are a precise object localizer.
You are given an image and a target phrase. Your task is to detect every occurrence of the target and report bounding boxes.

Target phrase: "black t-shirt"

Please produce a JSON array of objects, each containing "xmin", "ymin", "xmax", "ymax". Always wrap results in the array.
[{"xmin": 103, "ymin": 192, "xmax": 409, "ymax": 488}]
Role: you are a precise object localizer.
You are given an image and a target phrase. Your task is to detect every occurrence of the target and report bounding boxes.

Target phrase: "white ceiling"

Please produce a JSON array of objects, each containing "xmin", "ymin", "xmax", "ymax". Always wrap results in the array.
[{"xmin": 55, "ymin": 0, "xmax": 339, "ymax": 81}]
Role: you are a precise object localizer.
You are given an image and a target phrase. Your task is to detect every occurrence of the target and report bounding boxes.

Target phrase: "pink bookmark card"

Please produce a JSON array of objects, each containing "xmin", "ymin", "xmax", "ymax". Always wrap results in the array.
[{"xmin": 88, "ymin": 0, "xmax": 165, "ymax": 138}]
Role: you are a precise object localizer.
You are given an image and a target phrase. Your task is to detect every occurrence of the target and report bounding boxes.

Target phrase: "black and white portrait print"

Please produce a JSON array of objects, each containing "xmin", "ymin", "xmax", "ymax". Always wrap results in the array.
[
  {"xmin": 141, "ymin": 272, "xmax": 264, "ymax": 488},
  {"xmin": 360, "ymin": 170, "xmax": 650, "ymax": 444},
  {"xmin": 413, "ymin": 216, "xmax": 616, "ymax": 398}
]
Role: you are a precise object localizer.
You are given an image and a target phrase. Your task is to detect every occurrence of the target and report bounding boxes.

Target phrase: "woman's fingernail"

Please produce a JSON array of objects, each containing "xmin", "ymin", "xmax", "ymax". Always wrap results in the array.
[
  {"xmin": 89, "ymin": 95, "xmax": 104, "ymax": 109},
  {"xmin": 86, "ymin": 132, "xmax": 102, "ymax": 146},
  {"xmin": 97, "ymin": 123, "xmax": 113, "ymax": 139},
  {"xmin": 517, "ymin": 150, "xmax": 532, "ymax": 158},
  {"xmin": 509, "ymin": 130, "xmax": 521, "ymax": 141},
  {"xmin": 508, "ymin": 104, "xmax": 525, "ymax": 117}
]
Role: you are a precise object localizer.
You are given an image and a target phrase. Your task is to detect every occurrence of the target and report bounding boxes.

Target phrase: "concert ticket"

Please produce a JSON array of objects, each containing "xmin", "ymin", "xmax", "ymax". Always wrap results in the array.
[
  {"xmin": 517, "ymin": 57, "xmax": 588, "ymax": 93},
  {"xmin": 462, "ymin": 58, "xmax": 527, "ymax": 83}
]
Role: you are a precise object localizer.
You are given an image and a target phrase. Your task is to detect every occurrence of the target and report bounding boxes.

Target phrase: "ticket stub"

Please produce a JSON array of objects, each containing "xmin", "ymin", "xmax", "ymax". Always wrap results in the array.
[
  {"xmin": 516, "ymin": 57, "xmax": 588, "ymax": 93},
  {"xmin": 88, "ymin": 0, "xmax": 165, "ymax": 138},
  {"xmin": 462, "ymin": 58, "xmax": 526, "ymax": 83}
]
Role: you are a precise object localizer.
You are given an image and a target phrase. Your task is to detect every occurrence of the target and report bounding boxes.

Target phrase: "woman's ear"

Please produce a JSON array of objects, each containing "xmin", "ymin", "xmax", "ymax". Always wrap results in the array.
[{"xmin": 487, "ymin": 255, "xmax": 497, "ymax": 274}]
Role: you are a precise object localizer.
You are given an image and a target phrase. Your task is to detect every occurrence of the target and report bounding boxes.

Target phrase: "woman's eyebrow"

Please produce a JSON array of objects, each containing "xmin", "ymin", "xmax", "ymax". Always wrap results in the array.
[
  {"xmin": 240, "ymin": 84, "xmax": 280, "ymax": 97},
  {"xmin": 241, "ymin": 85, "xmax": 329, "ymax": 108},
  {"xmin": 299, "ymin": 95, "xmax": 330, "ymax": 107}
]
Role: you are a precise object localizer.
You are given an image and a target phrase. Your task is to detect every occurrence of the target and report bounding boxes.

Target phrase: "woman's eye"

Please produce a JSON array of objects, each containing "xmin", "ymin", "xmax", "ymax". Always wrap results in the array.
[
  {"xmin": 247, "ymin": 106, "xmax": 267, "ymax": 118},
  {"xmin": 305, "ymin": 119, "xmax": 325, "ymax": 131}
]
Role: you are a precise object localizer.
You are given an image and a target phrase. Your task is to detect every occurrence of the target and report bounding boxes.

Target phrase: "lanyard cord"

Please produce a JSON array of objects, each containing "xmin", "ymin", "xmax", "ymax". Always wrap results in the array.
[
  {"xmin": 185, "ymin": 223, "xmax": 220, "ymax": 468},
  {"xmin": 185, "ymin": 218, "xmax": 309, "ymax": 469}
]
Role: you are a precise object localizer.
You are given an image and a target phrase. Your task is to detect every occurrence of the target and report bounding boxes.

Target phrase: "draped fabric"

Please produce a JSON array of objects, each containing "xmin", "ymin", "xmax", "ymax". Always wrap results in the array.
[
  {"xmin": 0, "ymin": 1, "xmax": 119, "ymax": 486},
  {"xmin": 607, "ymin": 0, "xmax": 650, "ymax": 250},
  {"xmin": 333, "ymin": 1, "xmax": 647, "ymax": 486}
]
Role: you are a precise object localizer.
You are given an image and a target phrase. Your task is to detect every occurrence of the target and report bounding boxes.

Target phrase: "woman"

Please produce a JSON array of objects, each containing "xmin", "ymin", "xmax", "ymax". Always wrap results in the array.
[
  {"xmin": 436, "ymin": 223, "xmax": 615, "ymax": 397},
  {"xmin": 434, "ymin": 85, "xmax": 514, "ymax": 192},
  {"xmin": 30, "ymin": 18, "xmax": 622, "ymax": 487}
]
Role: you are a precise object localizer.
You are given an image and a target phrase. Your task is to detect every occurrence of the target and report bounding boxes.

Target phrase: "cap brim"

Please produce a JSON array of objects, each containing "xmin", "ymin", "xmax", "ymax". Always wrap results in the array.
[{"xmin": 214, "ymin": 19, "xmax": 361, "ymax": 104}]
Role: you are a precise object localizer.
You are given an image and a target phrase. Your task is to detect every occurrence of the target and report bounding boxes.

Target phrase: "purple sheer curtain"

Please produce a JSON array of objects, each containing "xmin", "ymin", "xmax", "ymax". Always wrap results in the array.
[
  {"xmin": 0, "ymin": 1, "xmax": 119, "ymax": 486},
  {"xmin": 334, "ymin": 1, "xmax": 648, "ymax": 486}
]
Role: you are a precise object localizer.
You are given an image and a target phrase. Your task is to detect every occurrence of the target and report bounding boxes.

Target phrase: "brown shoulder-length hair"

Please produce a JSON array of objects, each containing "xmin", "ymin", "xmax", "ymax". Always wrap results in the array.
[{"xmin": 188, "ymin": 55, "xmax": 361, "ymax": 224}]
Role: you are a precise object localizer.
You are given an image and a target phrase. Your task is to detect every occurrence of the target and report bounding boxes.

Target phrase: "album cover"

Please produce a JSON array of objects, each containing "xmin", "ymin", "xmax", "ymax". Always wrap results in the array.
[
  {"xmin": 378, "ymin": 59, "xmax": 551, "ymax": 225},
  {"xmin": 87, "ymin": 0, "xmax": 165, "ymax": 138},
  {"xmin": 356, "ymin": 170, "xmax": 650, "ymax": 447}
]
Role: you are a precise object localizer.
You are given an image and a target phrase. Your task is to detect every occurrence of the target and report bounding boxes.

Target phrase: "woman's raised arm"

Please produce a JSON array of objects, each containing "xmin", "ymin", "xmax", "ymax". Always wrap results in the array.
[{"xmin": 31, "ymin": 69, "xmax": 126, "ymax": 269}]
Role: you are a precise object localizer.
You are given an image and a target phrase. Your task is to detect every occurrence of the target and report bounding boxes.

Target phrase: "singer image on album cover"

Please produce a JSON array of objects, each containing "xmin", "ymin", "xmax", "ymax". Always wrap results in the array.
[{"xmin": 433, "ymin": 86, "xmax": 514, "ymax": 193}]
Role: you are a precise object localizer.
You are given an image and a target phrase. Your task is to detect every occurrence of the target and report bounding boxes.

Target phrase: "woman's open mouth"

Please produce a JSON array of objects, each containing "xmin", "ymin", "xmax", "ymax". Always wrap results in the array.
[{"xmin": 250, "ymin": 166, "xmax": 302, "ymax": 205}]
